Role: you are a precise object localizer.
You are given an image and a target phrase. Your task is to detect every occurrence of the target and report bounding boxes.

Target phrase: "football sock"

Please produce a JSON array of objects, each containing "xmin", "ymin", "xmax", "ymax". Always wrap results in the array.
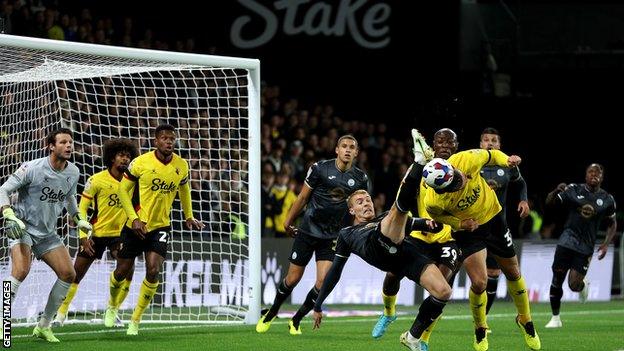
[
  {"xmin": 469, "ymin": 288, "xmax": 487, "ymax": 329},
  {"xmin": 291, "ymin": 287, "xmax": 319, "ymax": 328},
  {"xmin": 115, "ymin": 278, "xmax": 132, "ymax": 308},
  {"xmin": 264, "ymin": 279, "xmax": 293, "ymax": 321},
  {"xmin": 396, "ymin": 163, "xmax": 424, "ymax": 213},
  {"xmin": 549, "ymin": 284, "xmax": 563, "ymax": 316},
  {"xmin": 485, "ymin": 276, "xmax": 498, "ymax": 314},
  {"xmin": 419, "ymin": 315, "xmax": 440, "ymax": 343},
  {"xmin": 7, "ymin": 275, "xmax": 21, "ymax": 304},
  {"xmin": 39, "ymin": 279, "xmax": 72, "ymax": 328},
  {"xmin": 508, "ymin": 276, "xmax": 532, "ymax": 324},
  {"xmin": 382, "ymin": 292, "xmax": 397, "ymax": 317},
  {"xmin": 57, "ymin": 283, "xmax": 79, "ymax": 317},
  {"xmin": 109, "ymin": 271, "xmax": 124, "ymax": 308},
  {"xmin": 131, "ymin": 279, "xmax": 159, "ymax": 323},
  {"xmin": 410, "ymin": 296, "xmax": 447, "ymax": 338}
]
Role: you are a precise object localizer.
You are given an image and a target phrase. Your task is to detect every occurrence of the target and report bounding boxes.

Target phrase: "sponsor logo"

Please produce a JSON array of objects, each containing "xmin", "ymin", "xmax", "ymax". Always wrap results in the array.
[
  {"xmin": 108, "ymin": 193, "xmax": 121, "ymax": 207},
  {"xmin": 39, "ymin": 187, "xmax": 67, "ymax": 202},
  {"xmin": 457, "ymin": 186, "xmax": 481, "ymax": 210},
  {"xmin": 579, "ymin": 204, "xmax": 595, "ymax": 219},
  {"xmin": 231, "ymin": 0, "xmax": 392, "ymax": 49},
  {"xmin": 151, "ymin": 178, "xmax": 177, "ymax": 193}
]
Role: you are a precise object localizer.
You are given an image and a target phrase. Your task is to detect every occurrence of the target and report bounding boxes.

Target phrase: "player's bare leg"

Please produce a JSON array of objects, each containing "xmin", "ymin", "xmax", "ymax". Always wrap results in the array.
[
  {"xmin": 8, "ymin": 244, "xmax": 31, "ymax": 304},
  {"xmin": 34, "ymin": 247, "xmax": 75, "ymax": 342}
]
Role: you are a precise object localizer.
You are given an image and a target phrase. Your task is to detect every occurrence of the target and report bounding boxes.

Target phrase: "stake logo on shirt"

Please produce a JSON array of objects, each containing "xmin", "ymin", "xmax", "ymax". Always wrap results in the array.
[
  {"xmin": 151, "ymin": 178, "xmax": 177, "ymax": 194},
  {"xmin": 39, "ymin": 187, "xmax": 67, "ymax": 203}
]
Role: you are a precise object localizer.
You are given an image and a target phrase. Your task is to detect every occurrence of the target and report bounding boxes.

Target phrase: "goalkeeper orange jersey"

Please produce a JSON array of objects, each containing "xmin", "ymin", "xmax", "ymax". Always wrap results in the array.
[
  {"xmin": 120, "ymin": 151, "xmax": 190, "ymax": 232},
  {"xmin": 79, "ymin": 170, "xmax": 127, "ymax": 238},
  {"xmin": 409, "ymin": 178, "xmax": 453, "ymax": 244},
  {"xmin": 424, "ymin": 149, "xmax": 508, "ymax": 232}
]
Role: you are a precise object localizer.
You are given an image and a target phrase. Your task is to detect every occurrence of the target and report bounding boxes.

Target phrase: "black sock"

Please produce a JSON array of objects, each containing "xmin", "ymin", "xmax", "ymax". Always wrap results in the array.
[
  {"xmin": 291, "ymin": 287, "xmax": 319, "ymax": 328},
  {"xmin": 485, "ymin": 276, "xmax": 498, "ymax": 315},
  {"xmin": 264, "ymin": 279, "xmax": 294, "ymax": 321},
  {"xmin": 396, "ymin": 163, "xmax": 424, "ymax": 213},
  {"xmin": 410, "ymin": 296, "xmax": 447, "ymax": 338},
  {"xmin": 549, "ymin": 284, "xmax": 563, "ymax": 316}
]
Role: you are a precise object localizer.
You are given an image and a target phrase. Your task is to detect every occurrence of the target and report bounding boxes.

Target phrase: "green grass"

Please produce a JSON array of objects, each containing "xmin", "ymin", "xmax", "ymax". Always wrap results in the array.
[{"xmin": 9, "ymin": 301, "xmax": 624, "ymax": 351}]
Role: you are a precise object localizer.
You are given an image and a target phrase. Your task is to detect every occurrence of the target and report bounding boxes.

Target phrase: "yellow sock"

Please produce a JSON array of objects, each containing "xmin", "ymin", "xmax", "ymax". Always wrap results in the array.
[
  {"xmin": 57, "ymin": 283, "xmax": 79, "ymax": 317},
  {"xmin": 507, "ymin": 276, "xmax": 531, "ymax": 324},
  {"xmin": 420, "ymin": 315, "xmax": 441, "ymax": 343},
  {"xmin": 115, "ymin": 279, "xmax": 132, "ymax": 307},
  {"xmin": 109, "ymin": 272, "xmax": 124, "ymax": 308},
  {"xmin": 131, "ymin": 279, "xmax": 159, "ymax": 322},
  {"xmin": 469, "ymin": 289, "xmax": 487, "ymax": 329},
  {"xmin": 382, "ymin": 292, "xmax": 397, "ymax": 316}
]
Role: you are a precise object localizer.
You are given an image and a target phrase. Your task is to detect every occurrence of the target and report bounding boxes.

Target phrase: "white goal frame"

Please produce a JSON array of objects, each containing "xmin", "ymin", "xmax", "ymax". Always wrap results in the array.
[{"xmin": 0, "ymin": 34, "xmax": 261, "ymax": 325}]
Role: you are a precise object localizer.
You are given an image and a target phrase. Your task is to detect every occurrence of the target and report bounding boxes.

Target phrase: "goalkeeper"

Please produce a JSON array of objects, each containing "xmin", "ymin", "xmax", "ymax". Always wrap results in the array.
[
  {"xmin": 0, "ymin": 128, "xmax": 92, "ymax": 343},
  {"xmin": 53, "ymin": 138, "xmax": 139, "ymax": 328}
]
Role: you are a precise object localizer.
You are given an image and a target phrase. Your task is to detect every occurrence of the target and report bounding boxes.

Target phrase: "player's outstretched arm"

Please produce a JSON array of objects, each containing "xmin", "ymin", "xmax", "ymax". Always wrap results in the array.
[
  {"xmin": 312, "ymin": 254, "xmax": 349, "ymax": 329},
  {"xmin": 178, "ymin": 182, "xmax": 204, "ymax": 230}
]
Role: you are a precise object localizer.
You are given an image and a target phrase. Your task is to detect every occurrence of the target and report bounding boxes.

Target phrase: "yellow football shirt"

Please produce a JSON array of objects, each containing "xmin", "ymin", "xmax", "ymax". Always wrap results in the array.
[
  {"xmin": 410, "ymin": 178, "xmax": 453, "ymax": 243},
  {"xmin": 119, "ymin": 151, "xmax": 190, "ymax": 232},
  {"xmin": 424, "ymin": 149, "xmax": 509, "ymax": 231},
  {"xmin": 79, "ymin": 170, "xmax": 127, "ymax": 238}
]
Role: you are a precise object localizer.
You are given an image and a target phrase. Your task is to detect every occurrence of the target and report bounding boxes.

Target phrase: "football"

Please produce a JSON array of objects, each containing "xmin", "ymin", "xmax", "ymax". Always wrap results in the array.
[{"xmin": 423, "ymin": 158, "xmax": 455, "ymax": 190}]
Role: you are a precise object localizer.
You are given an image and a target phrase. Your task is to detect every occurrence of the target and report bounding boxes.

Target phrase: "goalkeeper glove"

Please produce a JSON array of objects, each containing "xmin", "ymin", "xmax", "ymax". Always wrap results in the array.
[
  {"xmin": 73, "ymin": 214, "xmax": 92, "ymax": 236},
  {"xmin": 3, "ymin": 208, "xmax": 25, "ymax": 239}
]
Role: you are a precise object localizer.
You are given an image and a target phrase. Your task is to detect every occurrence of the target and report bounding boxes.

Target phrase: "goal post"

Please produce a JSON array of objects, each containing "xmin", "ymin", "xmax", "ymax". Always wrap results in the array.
[{"xmin": 0, "ymin": 34, "xmax": 261, "ymax": 325}]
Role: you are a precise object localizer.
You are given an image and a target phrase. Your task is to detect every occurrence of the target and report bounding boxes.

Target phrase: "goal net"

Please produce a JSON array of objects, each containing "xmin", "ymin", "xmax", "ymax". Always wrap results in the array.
[{"xmin": 0, "ymin": 35, "xmax": 261, "ymax": 325}]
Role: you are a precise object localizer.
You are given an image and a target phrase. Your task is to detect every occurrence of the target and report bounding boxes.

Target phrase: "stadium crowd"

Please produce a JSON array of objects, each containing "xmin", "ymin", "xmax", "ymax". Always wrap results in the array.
[{"xmin": 0, "ymin": 0, "xmax": 615, "ymax": 242}]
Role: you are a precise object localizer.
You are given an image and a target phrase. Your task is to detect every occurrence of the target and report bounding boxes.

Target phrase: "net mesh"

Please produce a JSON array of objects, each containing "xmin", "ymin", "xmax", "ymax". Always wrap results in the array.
[{"xmin": 0, "ymin": 43, "xmax": 251, "ymax": 324}]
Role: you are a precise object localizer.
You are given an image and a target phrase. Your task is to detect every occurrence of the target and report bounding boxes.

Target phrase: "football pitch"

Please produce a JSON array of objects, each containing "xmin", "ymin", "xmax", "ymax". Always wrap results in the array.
[{"xmin": 9, "ymin": 301, "xmax": 624, "ymax": 351}]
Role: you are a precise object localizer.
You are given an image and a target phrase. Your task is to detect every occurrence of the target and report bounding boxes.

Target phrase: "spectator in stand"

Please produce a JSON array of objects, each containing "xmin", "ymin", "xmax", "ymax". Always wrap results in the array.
[
  {"xmin": 285, "ymin": 140, "xmax": 305, "ymax": 182},
  {"xmin": 270, "ymin": 171, "xmax": 297, "ymax": 238}
]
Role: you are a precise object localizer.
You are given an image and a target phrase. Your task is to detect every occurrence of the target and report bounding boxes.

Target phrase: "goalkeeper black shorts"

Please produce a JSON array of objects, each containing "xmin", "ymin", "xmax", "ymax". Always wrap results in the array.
[{"xmin": 118, "ymin": 226, "xmax": 170, "ymax": 259}]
